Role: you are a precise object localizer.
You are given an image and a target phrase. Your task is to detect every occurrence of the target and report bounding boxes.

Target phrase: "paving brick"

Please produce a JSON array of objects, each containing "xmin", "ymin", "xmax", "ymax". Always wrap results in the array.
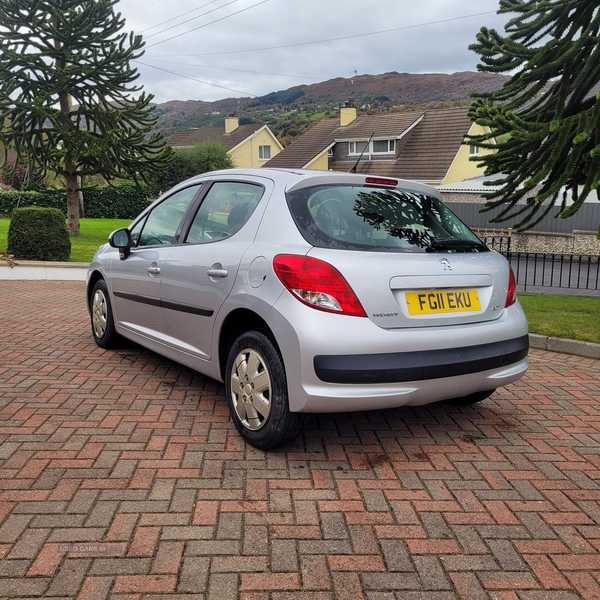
[
  {"xmin": 331, "ymin": 572, "xmax": 365, "ymax": 600},
  {"xmin": 127, "ymin": 526, "xmax": 160, "ymax": 557},
  {"xmin": 177, "ymin": 556, "xmax": 210, "ymax": 593},
  {"xmin": 449, "ymin": 572, "xmax": 489, "ymax": 599},
  {"xmin": 488, "ymin": 539, "xmax": 529, "ymax": 571},
  {"xmin": 76, "ymin": 576, "xmax": 113, "ymax": 600},
  {"xmin": 89, "ymin": 557, "xmax": 152, "ymax": 576},
  {"xmin": 26, "ymin": 542, "xmax": 64, "ymax": 577},
  {"xmin": 270, "ymin": 539, "xmax": 298, "ymax": 572},
  {"xmin": 6, "ymin": 527, "xmax": 49, "ymax": 559},
  {"xmin": 240, "ymin": 572, "xmax": 300, "ymax": 591},
  {"xmin": 151, "ymin": 541, "xmax": 185, "ymax": 575},
  {"xmin": 523, "ymin": 554, "xmax": 571, "ymax": 589},
  {"xmin": 216, "ymin": 512, "xmax": 242, "ymax": 539},
  {"xmin": 46, "ymin": 557, "xmax": 90, "ymax": 597},
  {"xmin": 0, "ymin": 558, "xmax": 29, "ymax": 577},
  {"xmin": 0, "ymin": 577, "xmax": 50, "ymax": 597},
  {"xmin": 0, "ymin": 514, "xmax": 32, "ymax": 543},
  {"xmin": 328, "ymin": 554, "xmax": 386, "ymax": 572},
  {"xmin": 112, "ymin": 574, "xmax": 177, "ymax": 594},
  {"xmin": 207, "ymin": 572, "xmax": 239, "ymax": 600}
]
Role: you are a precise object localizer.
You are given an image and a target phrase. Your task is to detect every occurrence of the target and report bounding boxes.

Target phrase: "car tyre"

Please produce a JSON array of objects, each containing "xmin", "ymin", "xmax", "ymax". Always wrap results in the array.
[
  {"xmin": 90, "ymin": 279, "xmax": 120, "ymax": 349},
  {"xmin": 225, "ymin": 330, "xmax": 305, "ymax": 450},
  {"xmin": 448, "ymin": 389, "xmax": 496, "ymax": 406}
]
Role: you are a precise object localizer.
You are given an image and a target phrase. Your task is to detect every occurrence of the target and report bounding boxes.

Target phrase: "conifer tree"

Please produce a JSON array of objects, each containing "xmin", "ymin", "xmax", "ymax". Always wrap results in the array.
[
  {"xmin": 467, "ymin": 0, "xmax": 600, "ymax": 230},
  {"xmin": 0, "ymin": 0, "xmax": 173, "ymax": 235}
]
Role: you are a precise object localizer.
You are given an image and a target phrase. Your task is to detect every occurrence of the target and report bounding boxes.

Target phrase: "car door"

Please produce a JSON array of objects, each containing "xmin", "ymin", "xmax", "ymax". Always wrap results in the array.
[
  {"xmin": 109, "ymin": 185, "xmax": 202, "ymax": 341},
  {"xmin": 159, "ymin": 180, "xmax": 266, "ymax": 360}
]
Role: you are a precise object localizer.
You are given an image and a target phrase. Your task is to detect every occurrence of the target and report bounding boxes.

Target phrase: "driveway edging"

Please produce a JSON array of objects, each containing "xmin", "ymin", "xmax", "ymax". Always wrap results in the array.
[{"xmin": 529, "ymin": 332, "xmax": 600, "ymax": 359}]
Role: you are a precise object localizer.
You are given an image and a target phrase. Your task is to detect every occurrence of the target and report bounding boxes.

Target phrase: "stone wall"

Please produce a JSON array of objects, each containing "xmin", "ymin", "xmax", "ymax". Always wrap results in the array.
[{"xmin": 474, "ymin": 228, "xmax": 600, "ymax": 255}]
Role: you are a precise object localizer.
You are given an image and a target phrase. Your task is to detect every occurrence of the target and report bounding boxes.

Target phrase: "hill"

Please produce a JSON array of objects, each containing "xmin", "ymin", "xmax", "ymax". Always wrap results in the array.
[{"xmin": 152, "ymin": 71, "xmax": 509, "ymax": 140}]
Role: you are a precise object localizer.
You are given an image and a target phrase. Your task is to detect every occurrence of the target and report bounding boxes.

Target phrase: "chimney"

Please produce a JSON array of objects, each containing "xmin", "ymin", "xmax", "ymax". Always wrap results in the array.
[
  {"xmin": 225, "ymin": 117, "xmax": 239, "ymax": 133},
  {"xmin": 340, "ymin": 106, "xmax": 357, "ymax": 126}
]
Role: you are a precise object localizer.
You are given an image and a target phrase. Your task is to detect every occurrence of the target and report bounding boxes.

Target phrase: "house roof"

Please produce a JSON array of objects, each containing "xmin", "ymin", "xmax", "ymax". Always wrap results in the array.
[
  {"xmin": 264, "ymin": 118, "xmax": 340, "ymax": 168},
  {"xmin": 168, "ymin": 124, "xmax": 268, "ymax": 152},
  {"xmin": 265, "ymin": 112, "xmax": 425, "ymax": 169},
  {"xmin": 335, "ymin": 112, "xmax": 424, "ymax": 140},
  {"xmin": 266, "ymin": 107, "xmax": 474, "ymax": 182},
  {"xmin": 331, "ymin": 108, "xmax": 473, "ymax": 182}
]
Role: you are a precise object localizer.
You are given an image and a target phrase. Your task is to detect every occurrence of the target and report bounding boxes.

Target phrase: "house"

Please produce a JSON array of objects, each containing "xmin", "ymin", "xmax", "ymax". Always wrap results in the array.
[
  {"xmin": 168, "ymin": 117, "xmax": 283, "ymax": 169},
  {"xmin": 264, "ymin": 106, "xmax": 492, "ymax": 186}
]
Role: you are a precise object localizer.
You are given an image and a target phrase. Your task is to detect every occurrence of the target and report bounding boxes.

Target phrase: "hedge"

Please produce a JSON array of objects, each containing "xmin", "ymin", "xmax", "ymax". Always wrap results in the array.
[{"xmin": 0, "ymin": 183, "xmax": 153, "ymax": 219}]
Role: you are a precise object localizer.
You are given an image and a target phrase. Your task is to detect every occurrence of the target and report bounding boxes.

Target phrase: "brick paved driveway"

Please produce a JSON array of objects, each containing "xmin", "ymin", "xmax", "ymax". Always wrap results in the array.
[{"xmin": 1, "ymin": 280, "xmax": 599, "ymax": 600}]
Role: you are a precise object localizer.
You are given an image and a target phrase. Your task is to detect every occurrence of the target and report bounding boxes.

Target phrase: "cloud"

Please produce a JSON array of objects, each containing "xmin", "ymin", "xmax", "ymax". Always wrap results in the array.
[{"xmin": 118, "ymin": 0, "xmax": 510, "ymax": 103}]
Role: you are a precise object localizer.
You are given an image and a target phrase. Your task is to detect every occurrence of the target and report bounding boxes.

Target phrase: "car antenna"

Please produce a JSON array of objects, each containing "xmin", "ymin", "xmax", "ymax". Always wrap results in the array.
[{"xmin": 349, "ymin": 131, "xmax": 375, "ymax": 173}]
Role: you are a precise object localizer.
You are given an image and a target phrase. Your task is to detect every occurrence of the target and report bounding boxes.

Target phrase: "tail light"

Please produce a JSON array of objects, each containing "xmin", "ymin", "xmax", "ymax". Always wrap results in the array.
[
  {"xmin": 505, "ymin": 265, "xmax": 517, "ymax": 307},
  {"xmin": 273, "ymin": 255, "xmax": 367, "ymax": 317}
]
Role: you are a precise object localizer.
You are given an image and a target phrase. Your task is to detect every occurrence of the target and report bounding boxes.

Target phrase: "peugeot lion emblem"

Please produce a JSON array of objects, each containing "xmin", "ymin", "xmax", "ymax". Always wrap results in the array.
[{"xmin": 439, "ymin": 258, "xmax": 453, "ymax": 271}]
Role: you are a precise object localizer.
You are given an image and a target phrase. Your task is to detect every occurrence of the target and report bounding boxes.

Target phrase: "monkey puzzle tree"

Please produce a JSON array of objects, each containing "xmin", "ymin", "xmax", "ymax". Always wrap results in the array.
[
  {"xmin": 0, "ymin": 0, "xmax": 173, "ymax": 235},
  {"xmin": 467, "ymin": 0, "xmax": 600, "ymax": 230}
]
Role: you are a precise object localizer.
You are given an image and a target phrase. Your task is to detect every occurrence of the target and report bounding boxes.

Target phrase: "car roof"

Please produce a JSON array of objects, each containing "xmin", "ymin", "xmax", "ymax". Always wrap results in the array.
[{"xmin": 175, "ymin": 168, "xmax": 440, "ymax": 198}]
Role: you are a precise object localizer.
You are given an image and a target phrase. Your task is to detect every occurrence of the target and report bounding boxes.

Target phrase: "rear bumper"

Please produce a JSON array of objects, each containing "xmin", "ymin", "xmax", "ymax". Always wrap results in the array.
[
  {"xmin": 314, "ymin": 335, "xmax": 529, "ymax": 384},
  {"xmin": 267, "ymin": 292, "xmax": 530, "ymax": 413}
]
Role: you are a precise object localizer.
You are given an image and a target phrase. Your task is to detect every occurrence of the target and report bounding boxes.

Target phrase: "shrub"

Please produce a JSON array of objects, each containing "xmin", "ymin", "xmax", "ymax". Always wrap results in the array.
[{"xmin": 7, "ymin": 207, "xmax": 71, "ymax": 261}]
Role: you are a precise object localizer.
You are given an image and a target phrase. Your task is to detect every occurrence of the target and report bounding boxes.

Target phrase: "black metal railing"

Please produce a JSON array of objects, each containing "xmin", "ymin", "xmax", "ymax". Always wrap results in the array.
[
  {"xmin": 506, "ymin": 252, "xmax": 599, "ymax": 292},
  {"xmin": 478, "ymin": 234, "xmax": 599, "ymax": 292}
]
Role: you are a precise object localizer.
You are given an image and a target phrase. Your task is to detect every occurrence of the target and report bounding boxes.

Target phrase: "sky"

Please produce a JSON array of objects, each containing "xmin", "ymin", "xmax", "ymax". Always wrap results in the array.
[{"xmin": 116, "ymin": 0, "xmax": 512, "ymax": 104}]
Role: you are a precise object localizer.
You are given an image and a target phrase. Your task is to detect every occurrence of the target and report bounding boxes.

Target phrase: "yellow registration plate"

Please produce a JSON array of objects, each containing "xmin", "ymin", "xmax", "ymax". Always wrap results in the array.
[{"xmin": 406, "ymin": 289, "xmax": 481, "ymax": 315}]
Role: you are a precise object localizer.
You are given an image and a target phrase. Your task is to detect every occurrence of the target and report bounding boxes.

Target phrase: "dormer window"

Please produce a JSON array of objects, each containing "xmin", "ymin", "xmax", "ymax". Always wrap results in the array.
[
  {"xmin": 372, "ymin": 140, "xmax": 395, "ymax": 154},
  {"xmin": 349, "ymin": 141, "xmax": 369, "ymax": 155},
  {"xmin": 348, "ymin": 139, "xmax": 395, "ymax": 155}
]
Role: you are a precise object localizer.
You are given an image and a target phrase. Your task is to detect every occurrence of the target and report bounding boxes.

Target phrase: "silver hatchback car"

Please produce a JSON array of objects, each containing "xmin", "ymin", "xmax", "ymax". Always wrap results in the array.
[{"xmin": 87, "ymin": 168, "xmax": 528, "ymax": 449}]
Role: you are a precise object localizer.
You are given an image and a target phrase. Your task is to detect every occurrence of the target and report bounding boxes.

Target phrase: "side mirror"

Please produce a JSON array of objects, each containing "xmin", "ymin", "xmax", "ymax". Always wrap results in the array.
[{"xmin": 108, "ymin": 228, "xmax": 132, "ymax": 260}]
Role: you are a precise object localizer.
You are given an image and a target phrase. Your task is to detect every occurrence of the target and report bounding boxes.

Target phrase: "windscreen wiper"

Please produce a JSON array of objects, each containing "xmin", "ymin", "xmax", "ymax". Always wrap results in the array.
[{"xmin": 427, "ymin": 237, "xmax": 488, "ymax": 252}]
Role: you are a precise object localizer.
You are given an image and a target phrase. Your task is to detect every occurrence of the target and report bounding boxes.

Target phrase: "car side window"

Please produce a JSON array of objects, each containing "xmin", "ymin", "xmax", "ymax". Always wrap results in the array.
[
  {"xmin": 138, "ymin": 186, "xmax": 201, "ymax": 247},
  {"xmin": 129, "ymin": 218, "xmax": 145, "ymax": 247},
  {"xmin": 185, "ymin": 182, "xmax": 263, "ymax": 244}
]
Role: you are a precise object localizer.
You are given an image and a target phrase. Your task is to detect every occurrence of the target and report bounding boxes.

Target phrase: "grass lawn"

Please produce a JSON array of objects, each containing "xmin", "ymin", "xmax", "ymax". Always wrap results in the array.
[
  {"xmin": 0, "ymin": 218, "xmax": 130, "ymax": 263},
  {"xmin": 518, "ymin": 293, "xmax": 600, "ymax": 344},
  {"xmin": 1, "ymin": 217, "xmax": 598, "ymax": 343}
]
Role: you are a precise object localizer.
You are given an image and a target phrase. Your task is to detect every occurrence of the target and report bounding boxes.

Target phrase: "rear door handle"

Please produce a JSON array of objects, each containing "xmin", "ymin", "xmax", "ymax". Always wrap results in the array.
[
  {"xmin": 206, "ymin": 268, "xmax": 228, "ymax": 278},
  {"xmin": 147, "ymin": 266, "xmax": 161, "ymax": 275}
]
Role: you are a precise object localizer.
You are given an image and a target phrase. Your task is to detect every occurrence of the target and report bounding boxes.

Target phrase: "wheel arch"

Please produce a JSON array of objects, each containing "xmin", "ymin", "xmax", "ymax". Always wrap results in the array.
[
  {"xmin": 86, "ymin": 269, "xmax": 105, "ymax": 310},
  {"xmin": 218, "ymin": 308, "xmax": 277, "ymax": 381}
]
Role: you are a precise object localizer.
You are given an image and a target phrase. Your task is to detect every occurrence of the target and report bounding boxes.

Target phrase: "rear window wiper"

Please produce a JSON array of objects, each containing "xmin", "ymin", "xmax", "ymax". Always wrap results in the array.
[{"xmin": 427, "ymin": 237, "xmax": 488, "ymax": 252}]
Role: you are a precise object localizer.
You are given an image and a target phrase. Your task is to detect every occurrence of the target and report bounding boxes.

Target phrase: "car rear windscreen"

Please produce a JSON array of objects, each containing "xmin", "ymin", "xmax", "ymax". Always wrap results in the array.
[{"xmin": 286, "ymin": 184, "xmax": 488, "ymax": 253}]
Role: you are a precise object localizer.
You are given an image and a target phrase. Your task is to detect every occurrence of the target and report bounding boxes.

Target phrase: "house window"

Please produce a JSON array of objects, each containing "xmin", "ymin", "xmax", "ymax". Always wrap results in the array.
[
  {"xmin": 259, "ymin": 145, "xmax": 271, "ymax": 160},
  {"xmin": 349, "ymin": 141, "xmax": 369, "ymax": 155},
  {"xmin": 349, "ymin": 140, "xmax": 395, "ymax": 155},
  {"xmin": 372, "ymin": 140, "xmax": 395, "ymax": 154},
  {"xmin": 469, "ymin": 144, "xmax": 480, "ymax": 155}
]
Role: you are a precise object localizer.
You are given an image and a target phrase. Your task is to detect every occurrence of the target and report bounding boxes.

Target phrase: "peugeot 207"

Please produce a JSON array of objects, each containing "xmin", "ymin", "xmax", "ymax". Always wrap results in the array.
[{"xmin": 87, "ymin": 168, "xmax": 529, "ymax": 449}]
